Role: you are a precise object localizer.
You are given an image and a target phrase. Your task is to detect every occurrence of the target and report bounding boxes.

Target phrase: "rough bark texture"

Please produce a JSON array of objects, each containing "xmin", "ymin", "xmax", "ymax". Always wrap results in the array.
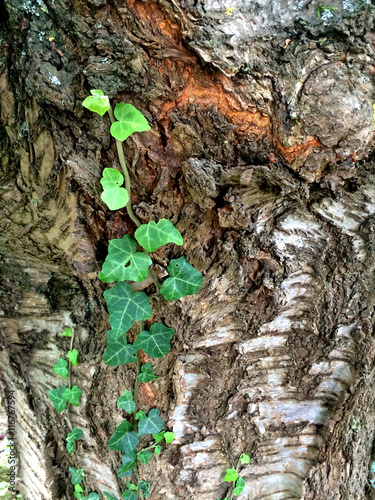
[{"xmin": 1, "ymin": 0, "xmax": 375, "ymax": 499}]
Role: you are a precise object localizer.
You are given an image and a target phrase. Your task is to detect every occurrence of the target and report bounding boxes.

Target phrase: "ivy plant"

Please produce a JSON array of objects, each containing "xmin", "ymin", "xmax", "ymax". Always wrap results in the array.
[{"xmin": 219, "ymin": 454, "xmax": 251, "ymax": 500}]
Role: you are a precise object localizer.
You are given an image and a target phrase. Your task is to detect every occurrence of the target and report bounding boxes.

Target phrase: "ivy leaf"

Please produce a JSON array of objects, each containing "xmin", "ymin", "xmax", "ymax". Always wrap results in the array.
[
  {"xmin": 99, "ymin": 235, "xmax": 151, "ymax": 283},
  {"xmin": 164, "ymin": 432, "xmax": 175, "ymax": 444},
  {"xmin": 135, "ymin": 411, "xmax": 146, "ymax": 420},
  {"xmin": 100, "ymin": 168, "xmax": 129, "ymax": 211},
  {"xmin": 75, "ymin": 485, "xmax": 84, "ymax": 493},
  {"xmin": 152, "ymin": 431, "xmax": 165, "ymax": 444},
  {"xmin": 138, "ymin": 481, "xmax": 150, "ymax": 499},
  {"xmin": 138, "ymin": 409, "xmax": 164, "ymax": 436},
  {"xmin": 82, "ymin": 494, "xmax": 100, "ymax": 500},
  {"xmin": 53, "ymin": 358, "xmax": 69, "ymax": 379},
  {"xmin": 126, "ymin": 482, "xmax": 138, "ymax": 491},
  {"xmin": 137, "ymin": 450, "xmax": 153, "ymax": 465},
  {"xmin": 67, "ymin": 349, "xmax": 79, "ymax": 366},
  {"xmin": 82, "ymin": 89, "xmax": 110, "ymax": 116},
  {"xmin": 121, "ymin": 491, "xmax": 138, "ymax": 500},
  {"xmin": 118, "ymin": 453, "xmax": 137, "ymax": 477},
  {"xmin": 134, "ymin": 219, "xmax": 183, "ymax": 252},
  {"xmin": 233, "ymin": 477, "xmax": 245, "ymax": 496},
  {"xmin": 160, "ymin": 256, "xmax": 203, "ymax": 301},
  {"xmin": 117, "ymin": 390, "xmax": 136, "ymax": 414},
  {"xmin": 133, "ymin": 322, "xmax": 175, "ymax": 358},
  {"xmin": 108, "ymin": 420, "xmax": 139, "ymax": 454},
  {"xmin": 61, "ymin": 327, "xmax": 72, "ymax": 337},
  {"xmin": 103, "ymin": 331, "xmax": 137, "ymax": 366},
  {"xmin": 69, "ymin": 467, "xmax": 84, "ymax": 485},
  {"xmin": 66, "ymin": 427, "xmax": 83, "ymax": 454},
  {"xmin": 48, "ymin": 386, "xmax": 67, "ymax": 413},
  {"xmin": 110, "ymin": 102, "xmax": 151, "ymax": 142},
  {"xmin": 104, "ymin": 282, "xmax": 152, "ymax": 338},
  {"xmin": 63, "ymin": 385, "xmax": 82, "ymax": 406},
  {"xmin": 137, "ymin": 363, "xmax": 158, "ymax": 383},
  {"xmin": 240, "ymin": 453, "xmax": 250, "ymax": 464},
  {"xmin": 155, "ymin": 445, "xmax": 161, "ymax": 455},
  {"xmin": 223, "ymin": 469, "xmax": 238, "ymax": 482},
  {"xmin": 104, "ymin": 493, "xmax": 119, "ymax": 500}
]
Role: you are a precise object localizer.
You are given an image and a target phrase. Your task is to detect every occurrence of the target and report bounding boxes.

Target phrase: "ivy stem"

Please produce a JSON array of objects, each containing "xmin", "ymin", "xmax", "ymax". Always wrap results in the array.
[
  {"xmin": 65, "ymin": 330, "xmax": 75, "ymax": 432},
  {"xmin": 132, "ymin": 321, "xmax": 144, "ymax": 431},
  {"xmin": 229, "ymin": 457, "xmax": 242, "ymax": 500},
  {"xmin": 82, "ymin": 475, "xmax": 89, "ymax": 496}
]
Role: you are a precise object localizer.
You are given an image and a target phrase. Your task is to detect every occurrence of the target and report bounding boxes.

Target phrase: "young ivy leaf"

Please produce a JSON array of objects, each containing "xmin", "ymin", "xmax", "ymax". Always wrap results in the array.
[
  {"xmin": 104, "ymin": 282, "xmax": 152, "ymax": 339},
  {"xmin": 126, "ymin": 481, "xmax": 138, "ymax": 491},
  {"xmin": 103, "ymin": 331, "xmax": 137, "ymax": 366},
  {"xmin": 155, "ymin": 445, "xmax": 161, "ymax": 455},
  {"xmin": 99, "ymin": 235, "xmax": 151, "ymax": 283},
  {"xmin": 108, "ymin": 420, "xmax": 140, "ymax": 455},
  {"xmin": 53, "ymin": 358, "xmax": 69, "ymax": 379},
  {"xmin": 61, "ymin": 327, "xmax": 72, "ymax": 337},
  {"xmin": 69, "ymin": 467, "xmax": 84, "ymax": 485},
  {"xmin": 118, "ymin": 453, "xmax": 137, "ymax": 477},
  {"xmin": 135, "ymin": 410, "xmax": 146, "ymax": 420},
  {"xmin": 121, "ymin": 491, "xmax": 138, "ymax": 500},
  {"xmin": 67, "ymin": 349, "xmax": 78, "ymax": 366},
  {"xmin": 100, "ymin": 168, "xmax": 129, "ymax": 211},
  {"xmin": 137, "ymin": 363, "xmax": 158, "ymax": 383},
  {"xmin": 134, "ymin": 219, "xmax": 183, "ymax": 253},
  {"xmin": 104, "ymin": 493, "xmax": 119, "ymax": 500},
  {"xmin": 110, "ymin": 102, "xmax": 151, "ymax": 142},
  {"xmin": 138, "ymin": 409, "xmax": 164, "ymax": 436},
  {"xmin": 66, "ymin": 427, "xmax": 83, "ymax": 454},
  {"xmin": 160, "ymin": 256, "xmax": 203, "ymax": 301},
  {"xmin": 152, "ymin": 431, "xmax": 165, "ymax": 443},
  {"xmin": 82, "ymin": 89, "xmax": 110, "ymax": 116},
  {"xmin": 133, "ymin": 322, "xmax": 175, "ymax": 358},
  {"xmin": 48, "ymin": 386, "xmax": 67, "ymax": 413},
  {"xmin": 63, "ymin": 385, "xmax": 82, "ymax": 406},
  {"xmin": 138, "ymin": 481, "xmax": 150, "ymax": 499},
  {"xmin": 137, "ymin": 450, "xmax": 153, "ymax": 465},
  {"xmin": 223, "ymin": 469, "xmax": 238, "ymax": 482},
  {"xmin": 240, "ymin": 453, "xmax": 251, "ymax": 464},
  {"xmin": 164, "ymin": 432, "xmax": 175, "ymax": 444},
  {"xmin": 117, "ymin": 390, "xmax": 136, "ymax": 414},
  {"xmin": 233, "ymin": 477, "xmax": 245, "ymax": 496}
]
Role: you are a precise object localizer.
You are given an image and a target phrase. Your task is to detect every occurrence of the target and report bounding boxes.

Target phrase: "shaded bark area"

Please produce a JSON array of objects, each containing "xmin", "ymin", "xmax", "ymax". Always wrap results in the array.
[{"xmin": 1, "ymin": 1, "xmax": 375, "ymax": 499}]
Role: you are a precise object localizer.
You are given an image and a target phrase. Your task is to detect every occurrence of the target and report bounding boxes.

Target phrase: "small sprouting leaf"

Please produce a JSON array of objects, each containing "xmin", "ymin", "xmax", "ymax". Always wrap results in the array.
[
  {"xmin": 155, "ymin": 445, "xmax": 161, "ymax": 455},
  {"xmin": 118, "ymin": 453, "xmax": 137, "ymax": 477},
  {"xmin": 67, "ymin": 441, "xmax": 74, "ymax": 454},
  {"xmin": 82, "ymin": 90, "xmax": 110, "ymax": 116},
  {"xmin": 69, "ymin": 467, "xmax": 84, "ymax": 485},
  {"xmin": 100, "ymin": 168, "xmax": 129, "ymax": 211},
  {"xmin": 48, "ymin": 386, "xmax": 67, "ymax": 413},
  {"xmin": 152, "ymin": 431, "xmax": 165, "ymax": 443},
  {"xmin": 164, "ymin": 432, "xmax": 175, "ymax": 444},
  {"xmin": 103, "ymin": 331, "xmax": 137, "ymax": 366},
  {"xmin": 74, "ymin": 492, "xmax": 82, "ymax": 499},
  {"xmin": 67, "ymin": 349, "xmax": 79, "ymax": 366},
  {"xmin": 137, "ymin": 363, "xmax": 158, "ymax": 383},
  {"xmin": 110, "ymin": 102, "xmax": 151, "ymax": 142},
  {"xmin": 121, "ymin": 491, "xmax": 138, "ymax": 500},
  {"xmin": 160, "ymin": 256, "xmax": 203, "ymax": 301},
  {"xmin": 99, "ymin": 235, "xmax": 151, "ymax": 283},
  {"xmin": 117, "ymin": 390, "xmax": 136, "ymax": 414},
  {"xmin": 137, "ymin": 450, "xmax": 153, "ymax": 465},
  {"xmin": 108, "ymin": 420, "xmax": 140, "ymax": 454},
  {"xmin": 104, "ymin": 282, "xmax": 152, "ymax": 338},
  {"xmin": 63, "ymin": 385, "xmax": 82, "ymax": 406},
  {"xmin": 104, "ymin": 493, "xmax": 119, "ymax": 500},
  {"xmin": 135, "ymin": 411, "xmax": 146, "ymax": 420},
  {"xmin": 224, "ymin": 469, "xmax": 238, "ymax": 482},
  {"xmin": 75, "ymin": 485, "xmax": 84, "ymax": 493},
  {"xmin": 61, "ymin": 327, "xmax": 72, "ymax": 337},
  {"xmin": 82, "ymin": 494, "xmax": 100, "ymax": 500},
  {"xmin": 133, "ymin": 322, "xmax": 175, "ymax": 358},
  {"xmin": 138, "ymin": 409, "xmax": 164, "ymax": 436},
  {"xmin": 134, "ymin": 219, "xmax": 183, "ymax": 252},
  {"xmin": 138, "ymin": 481, "xmax": 150, "ymax": 498},
  {"xmin": 233, "ymin": 477, "xmax": 245, "ymax": 495},
  {"xmin": 53, "ymin": 358, "xmax": 69, "ymax": 379},
  {"xmin": 240, "ymin": 453, "xmax": 250, "ymax": 464},
  {"xmin": 66, "ymin": 427, "xmax": 83, "ymax": 454},
  {"xmin": 126, "ymin": 482, "xmax": 138, "ymax": 491}
]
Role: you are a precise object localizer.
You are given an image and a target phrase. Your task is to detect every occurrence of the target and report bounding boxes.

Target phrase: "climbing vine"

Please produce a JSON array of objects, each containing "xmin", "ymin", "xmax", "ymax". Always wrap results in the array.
[{"xmin": 48, "ymin": 90, "xmax": 204, "ymax": 499}]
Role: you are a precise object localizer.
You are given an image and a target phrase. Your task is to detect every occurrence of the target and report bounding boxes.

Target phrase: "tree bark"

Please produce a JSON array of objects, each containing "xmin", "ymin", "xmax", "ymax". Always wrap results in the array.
[{"xmin": 1, "ymin": 0, "xmax": 375, "ymax": 499}]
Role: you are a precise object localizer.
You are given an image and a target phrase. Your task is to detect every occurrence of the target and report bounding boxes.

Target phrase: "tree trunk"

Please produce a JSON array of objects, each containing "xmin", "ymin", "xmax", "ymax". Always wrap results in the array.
[{"xmin": 1, "ymin": 0, "xmax": 375, "ymax": 499}]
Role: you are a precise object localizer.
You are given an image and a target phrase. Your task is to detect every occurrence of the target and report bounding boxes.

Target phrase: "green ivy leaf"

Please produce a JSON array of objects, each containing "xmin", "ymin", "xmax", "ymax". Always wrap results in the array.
[
  {"xmin": 117, "ymin": 390, "xmax": 136, "ymax": 413},
  {"xmin": 61, "ymin": 327, "xmax": 72, "ymax": 337},
  {"xmin": 160, "ymin": 256, "xmax": 203, "ymax": 301},
  {"xmin": 82, "ymin": 494, "xmax": 100, "ymax": 500},
  {"xmin": 133, "ymin": 322, "xmax": 175, "ymax": 358},
  {"xmin": 164, "ymin": 432, "xmax": 175, "ymax": 444},
  {"xmin": 138, "ymin": 409, "xmax": 164, "ymax": 436},
  {"xmin": 137, "ymin": 363, "xmax": 158, "ymax": 383},
  {"xmin": 103, "ymin": 331, "xmax": 137, "ymax": 366},
  {"xmin": 135, "ymin": 410, "xmax": 146, "ymax": 420},
  {"xmin": 67, "ymin": 349, "xmax": 79, "ymax": 366},
  {"xmin": 233, "ymin": 476, "xmax": 245, "ymax": 496},
  {"xmin": 99, "ymin": 235, "xmax": 152, "ymax": 283},
  {"xmin": 110, "ymin": 102, "xmax": 151, "ymax": 142},
  {"xmin": 82, "ymin": 89, "xmax": 110, "ymax": 116},
  {"xmin": 104, "ymin": 493, "xmax": 119, "ymax": 500},
  {"xmin": 134, "ymin": 219, "xmax": 183, "ymax": 253},
  {"xmin": 53, "ymin": 358, "xmax": 68, "ymax": 379},
  {"xmin": 240, "ymin": 453, "xmax": 250, "ymax": 464},
  {"xmin": 223, "ymin": 469, "xmax": 238, "ymax": 482},
  {"xmin": 118, "ymin": 453, "xmax": 137, "ymax": 477},
  {"xmin": 121, "ymin": 491, "xmax": 138, "ymax": 500},
  {"xmin": 126, "ymin": 482, "xmax": 138, "ymax": 491},
  {"xmin": 75, "ymin": 485, "xmax": 84, "ymax": 493},
  {"xmin": 108, "ymin": 420, "xmax": 139, "ymax": 454},
  {"xmin": 137, "ymin": 450, "xmax": 153, "ymax": 465},
  {"xmin": 69, "ymin": 467, "xmax": 84, "ymax": 485},
  {"xmin": 138, "ymin": 481, "xmax": 150, "ymax": 499},
  {"xmin": 104, "ymin": 282, "xmax": 152, "ymax": 338},
  {"xmin": 66, "ymin": 427, "xmax": 83, "ymax": 454},
  {"xmin": 155, "ymin": 445, "xmax": 161, "ymax": 455},
  {"xmin": 152, "ymin": 431, "xmax": 165, "ymax": 443},
  {"xmin": 63, "ymin": 385, "xmax": 82, "ymax": 406},
  {"xmin": 74, "ymin": 492, "xmax": 82, "ymax": 500},
  {"xmin": 48, "ymin": 386, "xmax": 67, "ymax": 413},
  {"xmin": 100, "ymin": 168, "xmax": 129, "ymax": 211}
]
